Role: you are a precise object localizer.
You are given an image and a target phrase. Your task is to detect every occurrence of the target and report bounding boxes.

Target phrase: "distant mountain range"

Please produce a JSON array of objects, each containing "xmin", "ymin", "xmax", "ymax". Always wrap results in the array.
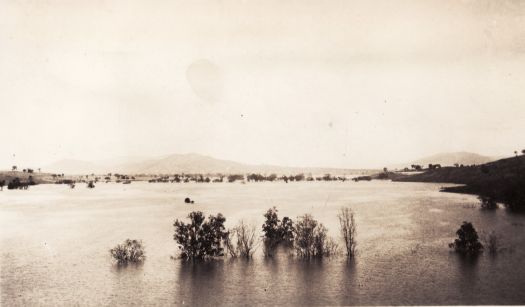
[
  {"xmin": 43, "ymin": 151, "xmax": 500, "ymax": 175},
  {"xmin": 390, "ymin": 152, "xmax": 498, "ymax": 170},
  {"xmin": 45, "ymin": 153, "xmax": 373, "ymax": 175}
]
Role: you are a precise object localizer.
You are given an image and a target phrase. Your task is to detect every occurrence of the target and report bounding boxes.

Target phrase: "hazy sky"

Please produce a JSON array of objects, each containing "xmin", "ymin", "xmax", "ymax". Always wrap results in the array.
[{"xmin": 1, "ymin": 0, "xmax": 524, "ymax": 169}]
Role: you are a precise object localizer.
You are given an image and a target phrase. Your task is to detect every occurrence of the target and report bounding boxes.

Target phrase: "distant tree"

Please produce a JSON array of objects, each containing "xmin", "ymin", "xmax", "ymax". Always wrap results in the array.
[
  {"xmin": 383, "ymin": 167, "xmax": 388, "ymax": 173},
  {"xmin": 87, "ymin": 181, "xmax": 95, "ymax": 188},
  {"xmin": 412, "ymin": 164, "xmax": 422, "ymax": 171},
  {"xmin": 515, "ymin": 151, "xmax": 518, "ymax": 157},
  {"xmin": 0, "ymin": 180, "xmax": 5, "ymax": 191},
  {"xmin": 449, "ymin": 222, "xmax": 483, "ymax": 255},
  {"xmin": 12, "ymin": 166, "xmax": 17, "ymax": 171},
  {"xmin": 522, "ymin": 149, "xmax": 525, "ymax": 155},
  {"xmin": 294, "ymin": 173, "xmax": 305, "ymax": 181},
  {"xmin": 227, "ymin": 174, "xmax": 244, "ymax": 183},
  {"xmin": 7, "ymin": 178, "xmax": 24, "ymax": 190},
  {"xmin": 27, "ymin": 169, "xmax": 34, "ymax": 173},
  {"xmin": 23, "ymin": 169, "xmax": 27, "ymax": 173}
]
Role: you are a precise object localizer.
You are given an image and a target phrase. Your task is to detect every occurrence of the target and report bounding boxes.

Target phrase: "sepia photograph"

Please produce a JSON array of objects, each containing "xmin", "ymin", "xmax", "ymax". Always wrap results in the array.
[{"xmin": 1, "ymin": 0, "xmax": 525, "ymax": 306}]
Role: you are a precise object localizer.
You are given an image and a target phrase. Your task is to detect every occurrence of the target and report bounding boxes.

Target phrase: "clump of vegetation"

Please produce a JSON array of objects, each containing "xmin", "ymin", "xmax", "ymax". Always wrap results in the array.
[
  {"xmin": 478, "ymin": 195, "xmax": 498, "ymax": 210},
  {"xmin": 7, "ymin": 178, "xmax": 29, "ymax": 190},
  {"xmin": 227, "ymin": 174, "xmax": 244, "ymax": 182},
  {"xmin": 482, "ymin": 231, "xmax": 502, "ymax": 255},
  {"xmin": 262, "ymin": 207, "xmax": 294, "ymax": 256},
  {"xmin": 225, "ymin": 220, "xmax": 260, "ymax": 259},
  {"xmin": 87, "ymin": 181, "xmax": 95, "ymax": 188},
  {"xmin": 294, "ymin": 214, "xmax": 338, "ymax": 258},
  {"xmin": 110, "ymin": 239, "xmax": 146, "ymax": 264},
  {"xmin": 173, "ymin": 211, "xmax": 228, "ymax": 260},
  {"xmin": 338, "ymin": 207, "xmax": 357, "ymax": 258},
  {"xmin": 0, "ymin": 180, "xmax": 5, "ymax": 191},
  {"xmin": 449, "ymin": 222, "xmax": 483, "ymax": 255}
]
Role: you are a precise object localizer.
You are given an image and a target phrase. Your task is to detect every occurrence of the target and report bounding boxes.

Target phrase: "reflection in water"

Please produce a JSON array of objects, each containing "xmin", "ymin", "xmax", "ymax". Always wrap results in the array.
[
  {"xmin": 109, "ymin": 262, "xmax": 146, "ymax": 306},
  {"xmin": 175, "ymin": 256, "xmax": 359, "ymax": 306},
  {"xmin": 339, "ymin": 259, "xmax": 358, "ymax": 305},
  {"xmin": 454, "ymin": 253, "xmax": 480, "ymax": 303},
  {"xmin": 177, "ymin": 260, "xmax": 226, "ymax": 306}
]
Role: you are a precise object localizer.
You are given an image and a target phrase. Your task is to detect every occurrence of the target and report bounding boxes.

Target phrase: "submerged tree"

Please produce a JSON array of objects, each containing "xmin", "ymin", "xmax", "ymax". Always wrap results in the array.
[
  {"xmin": 338, "ymin": 207, "xmax": 357, "ymax": 258},
  {"xmin": 262, "ymin": 207, "xmax": 295, "ymax": 256},
  {"xmin": 225, "ymin": 220, "xmax": 260, "ymax": 259},
  {"xmin": 110, "ymin": 239, "xmax": 146, "ymax": 264},
  {"xmin": 483, "ymin": 231, "xmax": 502, "ymax": 255},
  {"xmin": 294, "ymin": 214, "xmax": 337, "ymax": 258},
  {"xmin": 478, "ymin": 195, "xmax": 498, "ymax": 210},
  {"xmin": 173, "ymin": 211, "xmax": 228, "ymax": 260},
  {"xmin": 449, "ymin": 222, "xmax": 483, "ymax": 255},
  {"xmin": 262, "ymin": 207, "xmax": 282, "ymax": 255}
]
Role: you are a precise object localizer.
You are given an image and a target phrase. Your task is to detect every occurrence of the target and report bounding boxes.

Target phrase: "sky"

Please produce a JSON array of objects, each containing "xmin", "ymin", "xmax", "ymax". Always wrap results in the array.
[{"xmin": 1, "ymin": 0, "xmax": 524, "ymax": 169}]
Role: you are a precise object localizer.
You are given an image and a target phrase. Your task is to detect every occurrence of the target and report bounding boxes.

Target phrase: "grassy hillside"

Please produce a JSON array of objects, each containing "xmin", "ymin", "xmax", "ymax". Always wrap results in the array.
[
  {"xmin": 394, "ymin": 155, "xmax": 525, "ymax": 210},
  {"xmin": 0, "ymin": 171, "xmax": 54, "ymax": 185}
]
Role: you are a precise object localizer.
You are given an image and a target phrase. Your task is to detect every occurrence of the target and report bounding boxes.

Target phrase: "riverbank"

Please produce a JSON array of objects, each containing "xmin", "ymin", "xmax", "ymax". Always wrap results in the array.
[{"xmin": 391, "ymin": 155, "xmax": 525, "ymax": 210}]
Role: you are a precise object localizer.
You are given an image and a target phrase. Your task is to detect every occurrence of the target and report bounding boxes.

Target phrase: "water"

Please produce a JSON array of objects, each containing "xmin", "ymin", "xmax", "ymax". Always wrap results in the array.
[{"xmin": 1, "ymin": 181, "xmax": 525, "ymax": 305}]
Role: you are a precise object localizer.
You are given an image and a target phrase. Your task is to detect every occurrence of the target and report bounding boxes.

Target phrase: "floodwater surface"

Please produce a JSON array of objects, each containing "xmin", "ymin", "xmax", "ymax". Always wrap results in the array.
[{"xmin": 1, "ymin": 181, "xmax": 525, "ymax": 305}]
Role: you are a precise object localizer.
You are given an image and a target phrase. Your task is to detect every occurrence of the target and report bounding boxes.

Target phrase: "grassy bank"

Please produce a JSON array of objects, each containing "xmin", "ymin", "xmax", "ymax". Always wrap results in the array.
[
  {"xmin": 392, "ymin": 156, "xmax": 525, "ymax": 210},
  {"xmin": 0, "ymin": 171, "xmax": 55, "ymax": 185}
]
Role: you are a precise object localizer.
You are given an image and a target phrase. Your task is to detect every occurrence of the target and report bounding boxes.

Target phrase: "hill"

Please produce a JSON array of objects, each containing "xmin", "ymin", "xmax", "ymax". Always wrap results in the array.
[
  {"xmin": 391, "ymin": 152, "xmax": 497, "ymax": 169},
  {"xmin": 412, "ymin": 152, "xmax": 496, "ymax": 166},
  {"xmin": 45, "ymin": 153, "xmax": 375, "ymax": 176},
  {"xmin": 394, "ymin": 155, "xmax": 525, "ymax": 210}
]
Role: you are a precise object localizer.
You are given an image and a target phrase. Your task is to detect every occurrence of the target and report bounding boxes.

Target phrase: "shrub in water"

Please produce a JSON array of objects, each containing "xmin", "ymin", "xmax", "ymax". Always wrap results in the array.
[
  {"xmin": 483, "ymin": 231, "xmax": 502, "ymax": 255},
  {"xmin": 110, "ymin": 239, "xmax": 146, "ymax": 264},
  {"xmin": 173, "ymin": 211, "xmax": 228, "ymax": 260},
  {"xmin": 338, "ymin": 207, "xmax": 357, "ymax": 258},
  {"xmin": 294, "ymin": 214, "xmax": 338, "ymax": 258},
  {"xmin": 449, "ymin": 221, "xmax": 483, "ymax": 255},
  {"xmin": 225, "ymin": 220, "xmax": 260, "ymax": 259},
  {"xmin": 478, "ymin": 195, "xmax": 498, "ymax": 210},
  {"xmin": 262, "ymin": 207, "xmax": 295, "ymax": 256}
]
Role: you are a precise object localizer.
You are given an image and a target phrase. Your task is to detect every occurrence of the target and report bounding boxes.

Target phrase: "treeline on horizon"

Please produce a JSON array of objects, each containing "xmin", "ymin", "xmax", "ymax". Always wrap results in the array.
[{"xmin": 147, "ymin": 173, "xmax": 349, "ymax": 183}]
